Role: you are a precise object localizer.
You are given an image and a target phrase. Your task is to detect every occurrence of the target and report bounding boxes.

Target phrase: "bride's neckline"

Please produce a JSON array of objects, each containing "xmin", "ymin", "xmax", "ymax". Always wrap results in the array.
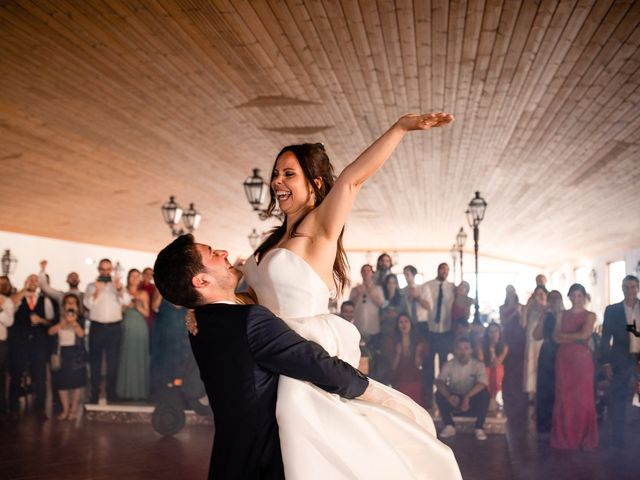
[{"xmin": 255, "ymin": 247, "xmax": 336, "ymax": 296}]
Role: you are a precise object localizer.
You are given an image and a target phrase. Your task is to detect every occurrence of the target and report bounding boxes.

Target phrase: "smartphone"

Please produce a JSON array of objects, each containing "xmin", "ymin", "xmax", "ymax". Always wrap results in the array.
[{"xmin": 97, "ymin": 275, "xmax": 112, "ymax": 283}]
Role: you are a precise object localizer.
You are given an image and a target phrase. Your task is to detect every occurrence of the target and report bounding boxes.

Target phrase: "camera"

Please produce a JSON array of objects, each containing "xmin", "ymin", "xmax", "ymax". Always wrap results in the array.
[
  {"xmin": 626, "ymin": 323, "xmax": 640, "ymax": 337},
  {"xmin": 65, "ymin": 309, "xmax": 77, "ymax": 315},
  {"xmin": 97, "ymin": 275, "xmax": 112, "ymax": 283}
]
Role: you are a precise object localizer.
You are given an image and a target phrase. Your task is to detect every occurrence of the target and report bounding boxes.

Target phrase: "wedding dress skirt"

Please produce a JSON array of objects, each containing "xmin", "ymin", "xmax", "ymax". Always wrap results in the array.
[{"xmin": 244, "ymin": 249, "xmax": 462, "ymax": 480}]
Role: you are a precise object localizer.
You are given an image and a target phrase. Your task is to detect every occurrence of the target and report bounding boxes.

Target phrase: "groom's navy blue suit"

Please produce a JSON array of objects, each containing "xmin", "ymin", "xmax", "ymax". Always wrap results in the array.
[{"xmin": 190, "ymin": 303, "xmax": 369, "ymax": 480}]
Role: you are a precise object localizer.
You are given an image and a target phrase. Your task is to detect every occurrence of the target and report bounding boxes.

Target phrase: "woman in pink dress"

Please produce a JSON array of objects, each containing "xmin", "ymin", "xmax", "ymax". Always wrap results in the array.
[
  {"xmin": 551, "ymin": 283, "xmax": 598, "ymax": 450},
  {"xmin": 391, "ymin": 313, "xmax": 427, "ymax": 408}
]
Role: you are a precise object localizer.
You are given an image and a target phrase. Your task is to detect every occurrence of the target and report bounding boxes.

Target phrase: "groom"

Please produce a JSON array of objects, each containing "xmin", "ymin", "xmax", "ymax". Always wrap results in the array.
[{"xmin": 153, "ymin": 234, "xmax": 370, "ymax": 480}]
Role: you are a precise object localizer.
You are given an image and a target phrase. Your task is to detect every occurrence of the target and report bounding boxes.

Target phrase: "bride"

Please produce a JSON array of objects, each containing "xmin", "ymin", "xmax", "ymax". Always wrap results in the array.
[{"xmin": 240, "ymin": 113, "xmax": 462, "ymax": 479}]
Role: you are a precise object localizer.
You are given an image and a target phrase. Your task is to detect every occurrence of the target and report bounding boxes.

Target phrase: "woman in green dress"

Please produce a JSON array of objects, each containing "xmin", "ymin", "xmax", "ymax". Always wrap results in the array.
[{"xmin": 116, "ymin": 269, "xmax": 149, "ymax": 400}]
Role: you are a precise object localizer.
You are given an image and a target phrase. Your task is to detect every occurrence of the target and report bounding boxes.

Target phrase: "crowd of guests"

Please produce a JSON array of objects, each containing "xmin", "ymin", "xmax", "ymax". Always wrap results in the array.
[
  {"xmin": 338, "ymin": 254, "xmax": 640, "ymax": 448},
  {"xmin": 0, "ymin": 258, "xmax": 191, "ymax": 421}
]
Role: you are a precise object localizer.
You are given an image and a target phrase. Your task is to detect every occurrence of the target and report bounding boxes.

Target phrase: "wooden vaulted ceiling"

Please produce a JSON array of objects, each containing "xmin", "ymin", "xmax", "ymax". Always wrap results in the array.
[{"xmin": 1, "ymin": 0, "xmax": 639, "ymax": 267}]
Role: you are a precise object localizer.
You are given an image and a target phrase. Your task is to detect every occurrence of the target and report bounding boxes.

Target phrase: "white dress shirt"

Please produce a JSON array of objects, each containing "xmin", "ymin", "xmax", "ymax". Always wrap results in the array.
[
  {"xmin": 84, "ymin": 282, "xmax": 131, "ymax": 323},
  {"xmin": 424, "ymin": 279, "xmax": 456, "ymax": 333},
  {"xmin": 401, "ymin": 283, "xmax": 433, "ymax": 323}
]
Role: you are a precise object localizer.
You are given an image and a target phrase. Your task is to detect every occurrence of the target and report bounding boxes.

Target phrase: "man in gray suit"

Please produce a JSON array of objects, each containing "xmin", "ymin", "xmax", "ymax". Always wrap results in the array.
[{"xmin": 601, "ymin": 274, "xmax": 639, "ymax": 447}]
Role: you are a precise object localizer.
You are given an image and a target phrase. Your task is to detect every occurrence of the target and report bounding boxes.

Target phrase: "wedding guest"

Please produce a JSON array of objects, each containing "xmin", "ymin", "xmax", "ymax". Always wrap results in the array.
[
  {"xmin": 391, "ymin": 313, "xmax": 427, "ymax": 407},
  {"xmin": 150, "ymin": 297, "xmax": 189, "ymax": 396},
  {"xmin": 533, "ymin": 290, "xmax": 563, "ymax": 434},
  {"xmin": 8, "ymin": 274, "xmax": 55, "ymax": 418},
  {"xmin": 436, "ymin": 337, "xmax": 490, "ymax": 441},
  {"xmin": 0, "ymin": 289, "xmax": 15, "ymax": 415},
  {"xmin": 374, "ymin": 253, "xmax": 393, "ymax": 286},
  {"xmin": 139, "ymin": 267, "xmax": 158, "ymax": 331},
  {"xmin": 523, "ymin": 286, "xmax": 547, "ymax": 398},
  {"xmin": 349, "ymin": 264, "xmax": 384, "ymax": 340},
  {"xmin": 451, "ymin": 281, "xmax": 473, "ymax": 324},
  {"xmin": 551, "ymin": 284, "xmax": 598, "ymax": 450},
  {"xmin": 48, "ymin": 294, "xmax": 86, "ymax": 420},
  {"xmin": 339, "ymin": 300, "xmax": 355, "ymax": 323},
  {"xmin": 116, "ymin": 269, "xmax": 150, "ymax": 401},
  {"xmin": 601, "ymin": 275, "xmax": 639, "ymax": 447},
  {"xmin": 478, "ymin": 322, "xmax": 508, "ymax": 411},
  {"xmin": 84, "ymin": 259, "xmax": 130, "ymax": 404},
  {"xmin": 38, "ymin": 260, "xmax": 84, "ymax": 315},
  {"xmin": 423, "ymin": 263, "xmax": 455, "ymax": 408},
  {"xmin": 500, "ymin": 285, "xmax": 527, "ymax": 414},
  {"xmin": 380, "ymin": 274, "xmax": 404, "ymax": 335},
  {"xmin": 535, "ymin": 274, "xmax": 548, "ymax": 290},
  {"xmin": 401, "ymin": 265, "xmax": 432, "ymax": 339}
]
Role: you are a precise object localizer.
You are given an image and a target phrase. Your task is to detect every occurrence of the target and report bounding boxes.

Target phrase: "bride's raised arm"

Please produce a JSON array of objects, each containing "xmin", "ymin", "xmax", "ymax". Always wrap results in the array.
[{"xmin": 312, "ymin": 113, "xmax": 454, "ymax": 242}]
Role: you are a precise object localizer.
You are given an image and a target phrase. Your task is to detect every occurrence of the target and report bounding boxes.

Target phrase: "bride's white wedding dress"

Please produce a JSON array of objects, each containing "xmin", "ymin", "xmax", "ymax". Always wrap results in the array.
[{"xmin": 244, "ymin": 248, "xmax": 462, "ymax": 480}]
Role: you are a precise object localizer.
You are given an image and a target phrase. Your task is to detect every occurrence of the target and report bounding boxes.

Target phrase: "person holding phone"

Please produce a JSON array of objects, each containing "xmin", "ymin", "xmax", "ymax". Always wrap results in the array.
[
  {"xmin": 84, "ymin": 258, "xmax": 131, "ymax": 404},
  {"xmin": 48, "ymin": 294, "xmax": 86, "ymax": 420}
]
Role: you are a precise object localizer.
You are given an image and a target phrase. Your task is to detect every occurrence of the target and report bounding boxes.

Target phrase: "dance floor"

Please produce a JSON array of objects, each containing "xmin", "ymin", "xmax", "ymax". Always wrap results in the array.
[{"xmin": 1, "ymin": 406, "xmax": 637, "ymax": 480}]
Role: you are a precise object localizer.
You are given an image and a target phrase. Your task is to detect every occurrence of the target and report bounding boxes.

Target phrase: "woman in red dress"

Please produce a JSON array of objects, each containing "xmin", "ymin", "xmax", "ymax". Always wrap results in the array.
[
  {"xmin": 391, "ymin": 313, "xmax": 427, "ymax": 407},
  {"xmin": 551, "ymin": 283, "xmax": 598, "ymax": 450}
]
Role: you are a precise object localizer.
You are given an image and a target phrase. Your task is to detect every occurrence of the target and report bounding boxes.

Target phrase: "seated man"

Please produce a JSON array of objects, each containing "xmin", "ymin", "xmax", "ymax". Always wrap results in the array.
[
  {"xmin": 153, "ymin": 234, "xmax": 376, "ymax": 480},
  {"xmin": 435, "ymin": 336, "xmax": 490, "ymax": 441}
]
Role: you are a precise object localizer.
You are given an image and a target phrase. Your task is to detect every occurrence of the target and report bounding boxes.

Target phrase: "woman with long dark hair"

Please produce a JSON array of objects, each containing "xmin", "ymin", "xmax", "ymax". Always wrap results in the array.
[
  {"xmin": 551, "ymin": 283, "xmax": 598, "ymax": 450},
  {"xmin": 243, "ymin": 113, "xmax": 461, "ymax": 479},
  {"xmin": 391, "ymin": 313, "xmax": 427, "ymax": 407},
  {"xmin": 479, "ymin": 322, "xmax": 508, "ymax": 410}
]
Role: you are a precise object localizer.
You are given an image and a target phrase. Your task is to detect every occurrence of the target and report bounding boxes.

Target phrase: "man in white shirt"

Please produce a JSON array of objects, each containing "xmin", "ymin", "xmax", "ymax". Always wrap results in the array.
[
  {"xmin": 422, "ymin": 263, "xmax": 456, "ymax": 408},
  {"xmin": 84, "ymin": 259, "xmax": 131, "ymax": 404},
  {"xmin": 0, "ymin": 292, "xmax": 15, "ymax": 414},
  {"xmin": 435, "ymin": 337, "xmax": 490, "ymax": 440},
  {"xmin": 601, "ymin": 274, "xmax": 640, "ymax": 447}
]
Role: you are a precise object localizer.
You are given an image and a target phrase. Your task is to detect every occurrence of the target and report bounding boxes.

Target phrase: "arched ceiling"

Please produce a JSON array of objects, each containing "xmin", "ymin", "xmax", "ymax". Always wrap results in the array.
[{"xmin": 1, "ymin": 0, "xmax": 639, "ymax": 266}]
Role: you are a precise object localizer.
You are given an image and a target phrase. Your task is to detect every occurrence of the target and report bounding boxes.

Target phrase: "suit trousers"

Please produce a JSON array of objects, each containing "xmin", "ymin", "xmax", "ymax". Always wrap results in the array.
[
  {"xmin": 89, "ymin": 321, "xmax": 122, "ymax": 403},
  {"xmin": 436, "ymin": 388, "xmax": 490, "ymax": 429},
  {"xmin": 0, "ymin": 340, "xmax": 8, "ymax": 413},
  {"xmin": 9, "ymin": 339, "xmax": 47, "ymax": 413},
  {"xmin": 423, "ymin": 331, "xmax": 453, "ymax": 406},
  {"xmin": 609, "ymin": 354, "xmax": 636, "ymax": 446}
]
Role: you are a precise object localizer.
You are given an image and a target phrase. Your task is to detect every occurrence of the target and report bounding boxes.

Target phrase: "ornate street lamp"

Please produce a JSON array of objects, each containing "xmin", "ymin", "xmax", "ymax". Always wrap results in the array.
[
  {"xmin": 466, "ymin": 191, "xmax": 487, "ymax": 323},
  {"xmin": 455, "ymin": 227, "xmax": 467, "ymax": 282},
  {"xmin": 1, "ymin": 249, "xmax": 18, "ymax": 276},
  {"xmin": 243, "ymin": 168, "xmax": 284, "ymax": 221},
  {"xmin": 161, "ymin": 196, "xmax": 201, "ymax": 237}
]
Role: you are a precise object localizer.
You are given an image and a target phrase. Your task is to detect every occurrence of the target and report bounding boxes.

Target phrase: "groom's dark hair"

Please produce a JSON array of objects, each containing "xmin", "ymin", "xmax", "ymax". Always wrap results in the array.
[{"xmin": 154, "ymin": 234, "xmax": 205, "ymax": 309}]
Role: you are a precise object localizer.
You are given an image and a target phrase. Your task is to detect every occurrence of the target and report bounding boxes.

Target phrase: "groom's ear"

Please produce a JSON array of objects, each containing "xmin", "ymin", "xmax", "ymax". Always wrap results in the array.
[{"xmin": 191, "ymin": 273, "xmax": 208, "ymax": 290}]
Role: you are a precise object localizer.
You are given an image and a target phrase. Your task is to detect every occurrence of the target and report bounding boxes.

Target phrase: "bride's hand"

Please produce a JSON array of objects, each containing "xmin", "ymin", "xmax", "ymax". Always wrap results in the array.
[{"xmin": 397, "ymin": 113, "xmax": 454, "ymax": 132}]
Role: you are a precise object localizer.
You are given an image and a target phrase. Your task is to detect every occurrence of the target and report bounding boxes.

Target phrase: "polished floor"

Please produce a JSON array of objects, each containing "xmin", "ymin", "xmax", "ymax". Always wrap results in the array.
[{"xmin": 1, "ymin": 405, "xmax": 638, "ymax": 480}]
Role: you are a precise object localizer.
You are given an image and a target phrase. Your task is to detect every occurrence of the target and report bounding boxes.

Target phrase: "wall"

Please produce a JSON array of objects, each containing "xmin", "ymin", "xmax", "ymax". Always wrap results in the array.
[{"xmin": 0, "ymin": 230, "xmax": 157, "ymax": 292}]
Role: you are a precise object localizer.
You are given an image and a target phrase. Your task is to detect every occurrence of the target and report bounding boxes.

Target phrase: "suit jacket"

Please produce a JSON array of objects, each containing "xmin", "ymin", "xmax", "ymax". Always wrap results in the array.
[
  {"xmin": 601, "ymin": 301, "xmax": 634, "ymax": 368},
  {"xmin": 190, "ymin": 303, "xmax": 369, "ymax": 480}
]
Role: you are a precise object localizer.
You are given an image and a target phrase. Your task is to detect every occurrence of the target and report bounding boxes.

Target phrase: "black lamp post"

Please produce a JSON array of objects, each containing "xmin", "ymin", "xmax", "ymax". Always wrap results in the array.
[
  {"xmin": 455, "ymin": 227, "xmax": 467, "ymax": 282},
  {"xmin": 243, "ymin": 168, "xmax": 284, "ymax": 221},
  {"xmin": 1, "ymin": 249, "xmax": 18, "ymax": 276},
  {"xmin": 161, "ymin": 196, "xmax": 201, "ymax": 237},
  {"xmin": 465, "ymin": 191, "xmax": 487, "ymax": 323}
]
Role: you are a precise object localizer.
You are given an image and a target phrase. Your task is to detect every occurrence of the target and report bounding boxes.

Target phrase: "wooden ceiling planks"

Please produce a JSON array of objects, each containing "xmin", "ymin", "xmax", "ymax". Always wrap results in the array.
[{"xmin": 0, "ymin": 0, "xmax": 639, "ymax": 265}]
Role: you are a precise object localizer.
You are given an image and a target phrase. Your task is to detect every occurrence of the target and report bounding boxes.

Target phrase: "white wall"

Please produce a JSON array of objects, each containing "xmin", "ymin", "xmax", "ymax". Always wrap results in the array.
[{"xmin": 0, "ymin": 230, "xmax": 157, "ymax": 292}]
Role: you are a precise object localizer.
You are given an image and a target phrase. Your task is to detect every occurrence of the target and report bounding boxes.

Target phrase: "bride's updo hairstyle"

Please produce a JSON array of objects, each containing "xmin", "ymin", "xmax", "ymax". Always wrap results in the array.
[{"xmin": 255, "ymin": 143, "xmax": 350, "ymax": 293}]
